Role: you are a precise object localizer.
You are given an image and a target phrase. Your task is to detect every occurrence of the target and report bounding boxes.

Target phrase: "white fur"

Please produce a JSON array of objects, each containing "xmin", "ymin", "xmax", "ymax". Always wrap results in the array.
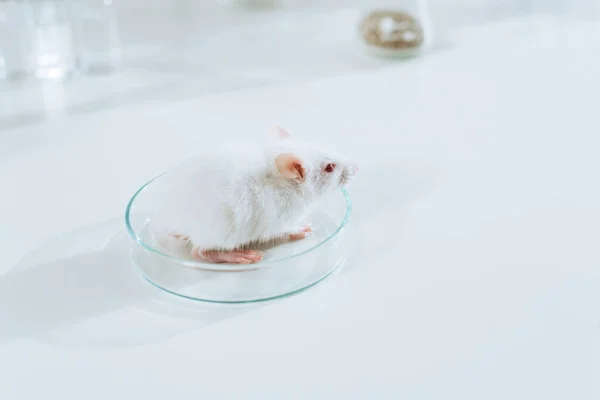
[{"xmin": 148, "ymin": 136, "xmax": 357, "ymax": 252}]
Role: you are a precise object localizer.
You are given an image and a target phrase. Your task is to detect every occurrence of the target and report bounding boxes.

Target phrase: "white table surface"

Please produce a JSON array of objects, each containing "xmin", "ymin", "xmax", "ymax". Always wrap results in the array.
[{"xmin": 1, "ymin": 19, "xmax": 599, "ymax": 399}]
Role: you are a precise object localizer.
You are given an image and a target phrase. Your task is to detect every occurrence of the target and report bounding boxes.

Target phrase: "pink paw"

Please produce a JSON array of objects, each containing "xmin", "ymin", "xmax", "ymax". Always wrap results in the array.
[
  {"xmin": 287, "ymin": 225, "xmax": 313, "ymax": 241},
  {"xmin": 191, "ymin": 247, "xmax": 264, "ymax": 264},
  {"xmin": 169, "ymin": 233, "xmax": 190, "ymax": 241}
]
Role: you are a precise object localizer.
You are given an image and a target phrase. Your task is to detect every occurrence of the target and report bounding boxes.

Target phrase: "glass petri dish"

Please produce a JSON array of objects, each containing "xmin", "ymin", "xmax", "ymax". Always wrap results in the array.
[{"xmin": 125, "ymin": 175, "xmax": 352, "ymax": 303}]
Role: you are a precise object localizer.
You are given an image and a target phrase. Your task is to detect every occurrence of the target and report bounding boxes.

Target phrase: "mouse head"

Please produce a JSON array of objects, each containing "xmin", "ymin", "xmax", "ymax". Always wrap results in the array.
[{"xmin": 271, "ymin": 126, "xmax": 358, "ymax": 197}]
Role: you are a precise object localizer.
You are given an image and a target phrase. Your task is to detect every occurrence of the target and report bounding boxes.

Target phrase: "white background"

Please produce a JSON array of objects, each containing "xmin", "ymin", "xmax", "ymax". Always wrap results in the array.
[
  {"xmin": 3, "ymin": 0, "xmax": 600, "ymax": 130},
  {"xmin": 1, "ymin": 17, "xmax": 599, "ymax": 399}
]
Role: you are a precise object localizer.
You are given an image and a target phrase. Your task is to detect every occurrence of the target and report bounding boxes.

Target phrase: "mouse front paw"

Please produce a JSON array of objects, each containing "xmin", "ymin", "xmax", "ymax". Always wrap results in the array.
[
  {"xmin": 169, "ymin": 232, "xmax": 190, "ymax": 241},
  {"xmin": 286, "ymin": 225, "xmax": 313, "ymax": 242}
]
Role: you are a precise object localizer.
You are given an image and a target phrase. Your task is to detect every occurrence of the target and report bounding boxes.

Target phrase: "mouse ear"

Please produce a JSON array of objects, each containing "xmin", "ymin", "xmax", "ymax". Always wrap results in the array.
[
  {"xmin": 271, "ymin": 126, "xmax": 292, "ymax": 140},
  {"xmin": 275, "ymin": 153, "xmax": 305, "ymax": 180}
]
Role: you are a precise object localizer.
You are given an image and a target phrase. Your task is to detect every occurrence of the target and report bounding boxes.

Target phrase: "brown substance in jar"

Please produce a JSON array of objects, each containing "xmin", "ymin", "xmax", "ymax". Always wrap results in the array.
[{"xmin": 359, "ymin": 10, "xmax": 424, "ymax": 50}]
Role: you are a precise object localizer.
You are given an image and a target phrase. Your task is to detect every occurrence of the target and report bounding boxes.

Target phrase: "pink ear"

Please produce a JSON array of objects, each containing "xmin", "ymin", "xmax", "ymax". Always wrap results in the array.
[
  {"xmin": 272, "ymin": 126, "xmax": 292, "ymax": 140},
  {"xmin": 275, "ymin": 153, "xmax": 305, "ymax": 180}
]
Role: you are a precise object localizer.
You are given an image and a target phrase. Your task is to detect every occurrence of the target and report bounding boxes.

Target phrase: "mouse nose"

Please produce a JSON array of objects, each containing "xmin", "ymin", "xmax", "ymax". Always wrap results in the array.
[{"xmin": 344, "ymin": 164, "xmax": 358, "ymax": 180}]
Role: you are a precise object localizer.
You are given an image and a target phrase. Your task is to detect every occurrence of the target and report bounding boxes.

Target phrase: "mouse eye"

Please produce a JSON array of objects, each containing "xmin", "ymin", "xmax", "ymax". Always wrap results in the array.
[{"xmin": 324, "ymin": 163, "xmax": 336, "ymax": 173}]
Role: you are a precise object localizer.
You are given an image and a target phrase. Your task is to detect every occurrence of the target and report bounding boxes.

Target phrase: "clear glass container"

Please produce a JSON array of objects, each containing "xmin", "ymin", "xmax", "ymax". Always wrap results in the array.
[
  {"xmin": 0, "ymin": 0, "xmax": 34, "ymax": 81},
  {"xmin": 29, "ymin": 0, "xmax": 75, "ymax": 80},
  {"xmin": 30, "ymin": 0, "xmax": 75, "ymax": 80},
  {"xmin": 218, "ymin": 0, "xmax": 283, "ymax": 10},
  {"xmin": 126, "ymin": 175, "xmax": 352, "ymax": 303},
  {"xmin": 359, "ymin": 0, "xmax": 433, "ymax": 58},
  {"xmin": 70, "ymin": 0, "xmax": 121, "ymax": 74}
]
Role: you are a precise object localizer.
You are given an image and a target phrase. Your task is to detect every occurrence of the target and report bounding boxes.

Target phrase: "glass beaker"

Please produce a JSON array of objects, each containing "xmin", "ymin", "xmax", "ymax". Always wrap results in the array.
[
  {"xmin": 30, "ymin": 0, "xmax": 76, "ymax": 81},
  {"xmin": 218, "ymin": 0, "xmax": 283, "ymax": 9},
  {"xmin": 0, "ymin": 0, "xmax": 34, "ymax": 81},
  {"xmin": 70, "ymin": 0, "xmax": 121, "ymax": 74}
]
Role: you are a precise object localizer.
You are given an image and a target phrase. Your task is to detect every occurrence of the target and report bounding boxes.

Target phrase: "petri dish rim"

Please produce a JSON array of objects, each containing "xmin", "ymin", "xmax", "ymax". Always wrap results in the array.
[{"xmin": 125, "ymin": 174, "xmax": 353, "ymax": 271}]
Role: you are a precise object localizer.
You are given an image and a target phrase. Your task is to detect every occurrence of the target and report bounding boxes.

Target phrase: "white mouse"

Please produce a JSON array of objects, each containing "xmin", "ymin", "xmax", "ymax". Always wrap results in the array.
[{"xmin": 148, "ymin": 126, "xmax": 358, "ymax": 264}]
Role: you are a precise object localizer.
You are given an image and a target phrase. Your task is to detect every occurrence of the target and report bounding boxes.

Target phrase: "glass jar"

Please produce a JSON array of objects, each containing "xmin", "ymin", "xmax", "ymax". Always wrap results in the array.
[
  {"xmin": 218, "ymin": 0, "xmax": 282, "ymax": 10},
  {"xmin": 358, "ymin": 0, "xmax": 433, "ymax": 58},
  {"xmin": 0, "ymin": 0, "xmax": 34, "ymax": 81},
  {"xmin": 70, "ymin": 0, "xmax": 121, "ymax": 74},
  {"xmin": 30, "ymin": 0, "xmax": 76, "ymax": 80}
]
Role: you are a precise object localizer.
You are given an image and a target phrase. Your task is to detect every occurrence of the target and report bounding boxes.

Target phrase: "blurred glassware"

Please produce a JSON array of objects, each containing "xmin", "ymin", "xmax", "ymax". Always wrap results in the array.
[
  {"xmin": 218, "ymin": 0, "xmax": 282, "ymax": 9},
  {"xmin": 30, "ymin": 0, "xmax": 76, "ymax": 81},
  {"xmin": 71, "ymin": 0, "xmax": 121, "ymax": 74},
  {"xmin": 0, "ymin": 0, "xmax": 34, "ymax": 81},
  {"xmin": 359, "ymin": 0, "xmax": 433, "ymax": 58}
]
